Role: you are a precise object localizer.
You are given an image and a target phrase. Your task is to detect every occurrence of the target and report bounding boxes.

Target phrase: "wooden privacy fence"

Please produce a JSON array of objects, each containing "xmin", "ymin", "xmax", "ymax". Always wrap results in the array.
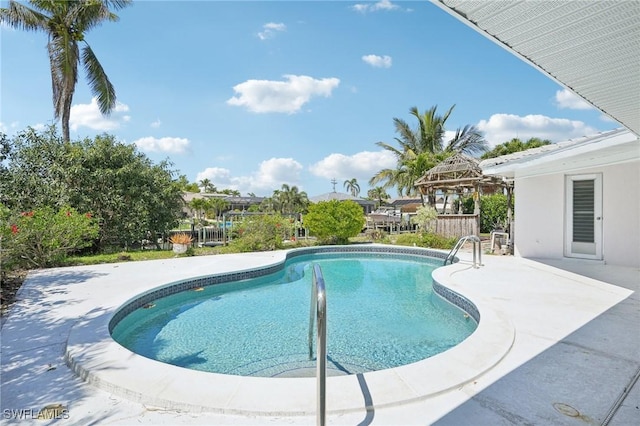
[{"xmin": 435, "ymin": 214, "xmax": 479, "ymax": 238}]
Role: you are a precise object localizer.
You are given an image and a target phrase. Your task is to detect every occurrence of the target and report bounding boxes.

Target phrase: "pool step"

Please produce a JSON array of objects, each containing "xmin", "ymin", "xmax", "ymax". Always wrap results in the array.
[
  {"xmin": 272, "ymin": 366, "xmax": 350, "ymax": 378},
  {"xmin": 225, "ymin": 353, "xmax": 374, "ymax": 377}
]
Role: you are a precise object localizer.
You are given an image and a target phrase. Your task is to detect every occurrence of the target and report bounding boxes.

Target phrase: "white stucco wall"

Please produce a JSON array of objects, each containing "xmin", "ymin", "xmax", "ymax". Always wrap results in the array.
[
  {"xmin": 601, "ymin": 162, "xmax": 640, "ymax": 267},
  {"xmin": 513, "ymin": 174, "xmax": 565, "ymax": 260},
  {"xmin": 513, "ymin": 161, "xmax": 640, "ymax": 268}
]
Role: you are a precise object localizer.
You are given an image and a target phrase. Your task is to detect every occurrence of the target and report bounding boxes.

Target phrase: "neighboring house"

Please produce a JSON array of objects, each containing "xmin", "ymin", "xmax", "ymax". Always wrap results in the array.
[
  {"xmin": 181, "ymin": 192, "xmax": 224, "ymax": 218},
  {"xmin": 181, "ymin": 192, "xmax": 264, "ymax": 218},
  {"xmin": 480, "ymin": 128, "xmax": 639, "ymax": 268},
  {"xmin": 309, "ymin": 192, "xmax": 376, "ymax": 214},
  {"xmin": 224, "ymin": 196, "xmax": 265, "ymax": 211}
]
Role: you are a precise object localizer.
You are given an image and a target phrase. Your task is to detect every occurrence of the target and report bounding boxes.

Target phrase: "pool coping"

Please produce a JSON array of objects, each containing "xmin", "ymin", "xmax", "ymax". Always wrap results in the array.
[{"xmin": 64, "ymin": 246, "xmax": 516, "ymax": 416}]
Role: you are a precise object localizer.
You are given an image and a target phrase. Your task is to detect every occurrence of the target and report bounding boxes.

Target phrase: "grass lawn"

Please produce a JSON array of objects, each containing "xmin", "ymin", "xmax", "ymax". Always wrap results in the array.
[{"xmin": 61, "ymin": 246, "xmax": 226, "ymax": 266}]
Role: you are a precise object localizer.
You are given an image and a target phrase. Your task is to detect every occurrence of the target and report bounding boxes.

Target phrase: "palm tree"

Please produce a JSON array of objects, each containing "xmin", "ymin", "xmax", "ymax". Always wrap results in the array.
[
  {"xmin": 207, "ymin": 197, "xmax": 229, "ymax": 221},
  {"xmin": 189, "ymin": 198, "xmax": 206, "ymax": 220},
  {"xmin": 198, "ymin": 178, "xmax": 216, "ymax": 193},
  {"xmin": 1, "ymin": 1, "xmax": 132, "ymax": 141},
  {"xmin": 367, "ymin": 186, "xmax": 389, "ymax": 209},
  {"xmin": 220, "ymin": 188, "xmax": 240, "ymax": 196},
  {"xmin": 343, "ymin": 178, "xmax": 360, "ymax": 197},
  {"xmin": 260, "ymin": 196, "xmax": 277, "ymax": 213},
  {"xmin": 370, "ymin": 104, "xmax": 488, "ymax": 205},
  {"xmin": 273, "ymin": 184, "xmax": 309, "ymax": 215}
]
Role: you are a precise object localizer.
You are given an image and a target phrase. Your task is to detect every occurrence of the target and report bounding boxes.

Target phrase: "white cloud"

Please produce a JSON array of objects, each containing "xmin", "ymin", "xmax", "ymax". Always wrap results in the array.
[
  {"xmin": 227, "ymin": 75, "xmax": 340, "ymax": 113},
  {"xmin": 150, "ymin": 119, "xmax": 162, "ymax": 128},
  {"xmin": 196, "ymin": 167, "xmax": 233, "ymax": 186},
  {"xmin": 70, "ymin": 97, "xmax": 130, "ymax": 132},
  {"xmin": 258, "ymin": 22, "xmax": 286, "ymax": 40},
  {"xmin": 555, "ymin": 88, "xmax": 593, "ymax": 110},
  {"xmin": 352, "ymin": 0, "xmax": 400, "ymax": 13},
  {"xmin": 254, "ymin": 158, "xmax": 304, "ymax": 187},
  {"xmin": 133, "ymin": 136, "xmax": 190, "ymax": 154},
  {"xmin": 196, "ymin": 158, "xmax": 304, "ymax": 195},
  {"xmin": 0, "ymin": 121, "xmax": 45, "ymax": 135},
  {"xmin": 362, "ymin": 54, "xmax": 392, "ymax": 68},
  {"xmin": 309, "ymin": 150, "xmax": 397, "ymax": 181},
  {"xmin": 476, "ymin": 113, "xmax": 599, "ymax": 147},
  {"xmin": 0, "ymin": 121, "xmax": 19, "ymax": 134}
]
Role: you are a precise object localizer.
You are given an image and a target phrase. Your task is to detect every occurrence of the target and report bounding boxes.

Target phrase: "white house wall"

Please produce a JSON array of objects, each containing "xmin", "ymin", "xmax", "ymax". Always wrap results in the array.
[
  {"xmin": 513, "ymin": 174, "xmax": 565, "ymax": 260},
  {"xmin": 513, "ymin": 161, "xmax": 639, "ymax": 268},
  {"xmin": 600, "ymin": 161, "xmax": 640, "ymax": 267}
]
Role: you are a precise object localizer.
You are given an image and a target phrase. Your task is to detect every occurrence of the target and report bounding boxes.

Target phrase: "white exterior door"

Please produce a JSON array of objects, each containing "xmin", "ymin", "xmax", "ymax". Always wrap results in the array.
[{"xmin": 565, "ymin": 174, "xmax": 603, "ymax": 259}]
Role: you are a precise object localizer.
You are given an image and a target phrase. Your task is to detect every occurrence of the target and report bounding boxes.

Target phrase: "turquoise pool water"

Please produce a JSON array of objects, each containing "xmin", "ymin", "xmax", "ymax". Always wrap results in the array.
[{"xmin": 111, "ymin": 253, "xmax": 477, "ymax": 377}]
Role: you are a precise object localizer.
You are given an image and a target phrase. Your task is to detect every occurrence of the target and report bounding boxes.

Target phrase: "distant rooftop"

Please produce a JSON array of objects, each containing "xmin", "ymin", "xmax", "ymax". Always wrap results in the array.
[{"xmin": 309, "ymin": 192, "xmax": 374, "ymax": 204}]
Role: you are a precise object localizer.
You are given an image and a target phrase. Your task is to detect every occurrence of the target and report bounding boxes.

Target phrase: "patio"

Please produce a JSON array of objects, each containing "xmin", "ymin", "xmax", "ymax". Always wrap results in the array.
[{"xmin": 1, "ymin": 247, "xmax": 637, "ymax": 425}]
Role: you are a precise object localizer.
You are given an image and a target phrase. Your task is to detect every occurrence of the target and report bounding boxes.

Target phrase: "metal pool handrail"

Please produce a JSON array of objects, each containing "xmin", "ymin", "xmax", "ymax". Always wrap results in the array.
[
  {"xmin": 444, "ymin": 235, "xmax": 483, "ymax": 268},
  {"xmin": 308, "ymin": 263, "xmax": 327, "ymax": 426}
]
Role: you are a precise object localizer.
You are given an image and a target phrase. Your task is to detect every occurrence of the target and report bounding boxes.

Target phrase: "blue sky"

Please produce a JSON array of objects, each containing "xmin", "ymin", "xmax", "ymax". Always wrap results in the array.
[{"xmin": 1, "ymin": 0, "xmax": 618, "ymax": 197}]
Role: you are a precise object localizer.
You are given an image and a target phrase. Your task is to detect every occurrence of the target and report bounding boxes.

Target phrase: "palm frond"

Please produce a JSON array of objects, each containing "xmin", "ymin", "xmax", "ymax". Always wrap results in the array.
[
  {"xmin": 369, "ymin": 168, "xmax": 396, "ymax": 188},
  {"xmin": 375, "ymin": 141, "xmax": 404, "ymax": 158},
  {"xmin": 393, "ymin": 117, "xmax": 418, "ymax": 151},
  {"xmin": 76, "ymin": 1, "xmax": 118, "ymax": 30},
  {"xmin": 0, "ymin": 1, "xmax": 49, "ymax": 31},
  {"xmin": 445, "ymin": 124, "xmax": 488, "ymax": 155},
  {"xmin": 82, "ymin": 44, "xmax": 116, "ymax": 114},
  {"xmin": 106, "ymin": 1, "xmax": 134, "ymax": 11}
]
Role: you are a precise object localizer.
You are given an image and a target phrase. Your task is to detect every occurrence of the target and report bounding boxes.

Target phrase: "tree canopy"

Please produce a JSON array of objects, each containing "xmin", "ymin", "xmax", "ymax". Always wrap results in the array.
[
  {"xmin": 481, "ymin": 137, "xmax": 551, "ymax": 159},
  {"xmin": 2, "ymin": 126, "xmax": 184, "ymax": 249},
  {"xmin": 367, "ymin": 186, "xmax": 390, "ymax": 208},
  {"xmin": 304, "ymin": 200, "xmax": 365, "ymax": 244},
  {"xmin": 262, "ymin": 184, "xmax": 309, "ymax": 215}
]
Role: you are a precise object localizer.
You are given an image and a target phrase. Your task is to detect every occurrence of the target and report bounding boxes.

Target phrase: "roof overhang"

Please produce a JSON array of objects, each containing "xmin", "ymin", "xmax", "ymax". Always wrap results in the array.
[
  {"xmin": 432, "ymin": 0, "xmax": 640, "ymax": 136},
  {"xmin": 482, "ymin": 129, "xmax": 639, "ymax": 179}
]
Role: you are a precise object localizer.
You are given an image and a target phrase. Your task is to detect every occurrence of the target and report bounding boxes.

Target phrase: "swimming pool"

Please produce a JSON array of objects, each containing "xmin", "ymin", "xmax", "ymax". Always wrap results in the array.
[
  {"xmin": 65, "ymin": 245, "xmax": 514, "ymax": 415},
  {"xmin": 110, "ymin": 251, "xmax": 477, "ymax": 377}
]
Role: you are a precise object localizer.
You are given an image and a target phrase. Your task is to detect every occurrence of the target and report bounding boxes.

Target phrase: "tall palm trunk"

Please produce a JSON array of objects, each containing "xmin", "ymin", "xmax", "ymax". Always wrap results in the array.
[{"xmin": 61, "ymin": 89, "xmax": 73, "ymax": 142}]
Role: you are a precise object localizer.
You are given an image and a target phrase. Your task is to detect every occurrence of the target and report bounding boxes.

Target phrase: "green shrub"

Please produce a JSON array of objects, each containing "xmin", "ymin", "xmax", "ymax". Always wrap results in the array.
[
  {"xmin": 459, "ymin": 194, "xmax": 510, "ymax": 233},
  {"xmin": 228, "ymin": 214, "xmax": 288, "ymax": 252},
  {"xmin": 411, "ymin": 205, "xmax": 438, "ymax": 232},
  {"xmin": 393, "ymin": 232, "xmax": 457, "ymax": 250},
  {"xmin": 1, "ymin": 205, "xmax": 99, "ymax": 269},
  {"xmin": 304, "ymin": 200, "xmax": 365, "ymax": 245},
  {"xmin": 479, "ymin": 194, "xmax": 509, "ymax": 232}
]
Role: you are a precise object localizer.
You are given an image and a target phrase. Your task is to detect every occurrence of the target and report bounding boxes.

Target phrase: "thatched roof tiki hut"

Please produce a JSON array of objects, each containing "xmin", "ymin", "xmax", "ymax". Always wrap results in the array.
[{"xmin": 414, "ymin": 153, "xmax": 507, "ymax": 238}]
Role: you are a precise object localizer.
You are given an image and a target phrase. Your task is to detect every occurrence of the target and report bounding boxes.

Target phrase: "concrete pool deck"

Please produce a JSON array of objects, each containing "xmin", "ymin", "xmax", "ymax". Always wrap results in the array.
[{"xmin": 1, "ymin": 246, "xmax": 638, "ymax": 425}]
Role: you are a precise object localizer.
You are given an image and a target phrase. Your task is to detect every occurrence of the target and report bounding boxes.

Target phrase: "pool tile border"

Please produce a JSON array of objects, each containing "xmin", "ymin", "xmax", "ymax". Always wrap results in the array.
[{"xmin": 109, "ymin": 245, "xmax": 457, "ymax": 334}]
